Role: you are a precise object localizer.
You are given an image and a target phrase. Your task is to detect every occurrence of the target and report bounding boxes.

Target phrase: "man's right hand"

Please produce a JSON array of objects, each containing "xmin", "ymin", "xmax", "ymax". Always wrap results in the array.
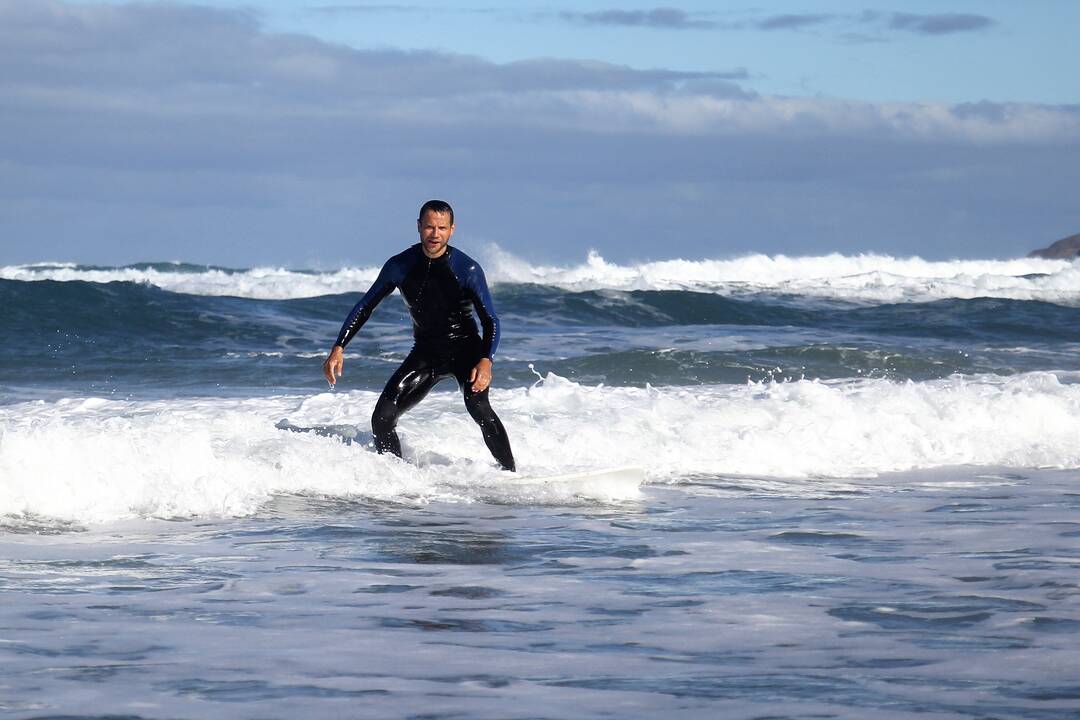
[{"xmin": 323, "ymin": 346, "xmax": 344, "ymax": 386}]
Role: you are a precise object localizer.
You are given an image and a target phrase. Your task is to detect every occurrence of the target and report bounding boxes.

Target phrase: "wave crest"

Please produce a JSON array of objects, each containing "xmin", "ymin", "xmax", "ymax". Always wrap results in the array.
[{"xmin": 3, "ymin": 251, "xmax": 1077, "ymax": 305}]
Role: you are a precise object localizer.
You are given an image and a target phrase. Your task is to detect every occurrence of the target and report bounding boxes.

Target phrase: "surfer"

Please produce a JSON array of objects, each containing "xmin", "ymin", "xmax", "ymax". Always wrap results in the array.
[{"xmin": 322, "ymin": 200, "xmax": 516, "ymax": 471}]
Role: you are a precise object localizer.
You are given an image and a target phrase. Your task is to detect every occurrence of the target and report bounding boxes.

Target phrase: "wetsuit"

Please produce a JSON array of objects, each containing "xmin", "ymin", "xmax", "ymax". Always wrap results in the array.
[{"xmin": 334, "ymin": 244, "xmax": 515, "ymax": 471}]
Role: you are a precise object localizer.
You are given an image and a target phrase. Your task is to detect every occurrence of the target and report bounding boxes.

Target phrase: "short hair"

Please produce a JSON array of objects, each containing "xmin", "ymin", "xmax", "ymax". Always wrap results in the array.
[{"xmin": 418, "ymin": 199, "xmax": 454, "ymax": 225}]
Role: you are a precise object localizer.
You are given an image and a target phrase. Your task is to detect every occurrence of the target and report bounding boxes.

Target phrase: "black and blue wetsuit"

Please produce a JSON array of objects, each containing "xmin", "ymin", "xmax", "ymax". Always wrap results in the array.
[{"xmin": 334, "ymin": 244, "xmax": 515, "ymax": 471}]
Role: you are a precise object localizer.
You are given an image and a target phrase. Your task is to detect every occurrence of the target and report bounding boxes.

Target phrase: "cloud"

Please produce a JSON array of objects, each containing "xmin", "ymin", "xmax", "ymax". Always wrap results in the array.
[
  {"xmin": 309, "ymin": 4, "xmax": 496, "ymax": 17},
  {"xmin": 882, "ymin": 12, "xmax": 995, "ymax": 35},
  {"xmin": 2, "ymin": 1, "xmax": 1061, "ymax": 143},
  {"xmin": 556, "ymin": 9, "xmax": 996, "ymax": 40},
  {"xmin": 310, "ymin": 4, "xmax": 424, "ymax": 13},
  {"xmin": 560, "ymin": 8, "xmax": 715, "ymax": 30},
  {"xmin": 0, "ymin": 0, "xmax": 1076, "ymax": 267},
  {"xmin": 1, "ymin": 0, "xmax": 1072, "ymax": 156},
  {"xmin": 756, "ymin": 14, "xmax": 834, "ymax": 31}
]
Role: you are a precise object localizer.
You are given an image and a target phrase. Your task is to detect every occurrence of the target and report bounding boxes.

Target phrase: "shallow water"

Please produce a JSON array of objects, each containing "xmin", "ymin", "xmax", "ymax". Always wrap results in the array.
[
  {"xmin": 3, "ymin": 254, "xmax": 1080, "ymax": 717},
  {"xmin": 3, "ymin": 468, "xmax": 1079, "ymax": 719}
]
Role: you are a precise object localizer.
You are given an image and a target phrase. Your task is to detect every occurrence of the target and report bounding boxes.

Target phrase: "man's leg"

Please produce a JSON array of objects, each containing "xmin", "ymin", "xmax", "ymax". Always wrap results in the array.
[
  {"xmin": 371, "ymin": 353, "xmax": 439, "ymax": 457},
  {"xmin": 449, "ymin": 343, "xmax": 516, "ymax": 471},
  {"xmin": 463, "ymin": 388, "xmax": 516, "ymax": 471}
]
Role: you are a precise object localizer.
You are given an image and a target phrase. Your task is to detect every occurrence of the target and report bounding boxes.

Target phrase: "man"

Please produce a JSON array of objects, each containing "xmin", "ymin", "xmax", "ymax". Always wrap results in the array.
[{"xmin": 322, "ymin": 200, "xmax": 516, "ymax": 471}]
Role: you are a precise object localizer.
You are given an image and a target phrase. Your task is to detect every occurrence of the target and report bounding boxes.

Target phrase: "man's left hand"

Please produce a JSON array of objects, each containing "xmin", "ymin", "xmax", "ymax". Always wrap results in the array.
[{"xmin": 469, "ymin": 357, "xmax": 493, "ymax": 393}]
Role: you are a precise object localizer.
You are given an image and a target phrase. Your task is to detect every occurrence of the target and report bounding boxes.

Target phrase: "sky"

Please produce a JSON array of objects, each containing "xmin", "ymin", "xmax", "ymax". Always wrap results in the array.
[{"xmin": 2, "ymin": 0, "xmax": 1079, "ymax": 267}]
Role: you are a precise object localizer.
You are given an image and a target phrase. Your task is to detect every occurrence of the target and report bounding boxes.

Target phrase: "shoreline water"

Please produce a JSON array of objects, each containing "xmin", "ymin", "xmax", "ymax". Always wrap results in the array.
[
  {"xmin": 2, "ymin": 468, "xmax": 1078, "ymax": 719},
  {"xmin": 2, "ymin": 254, "xmax": 1079, "ymax": 717}
]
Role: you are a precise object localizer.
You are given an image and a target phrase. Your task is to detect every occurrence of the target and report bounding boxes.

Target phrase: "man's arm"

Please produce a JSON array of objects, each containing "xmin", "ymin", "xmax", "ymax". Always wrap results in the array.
[
  {"xmin": 323, "ymin": 262, "xmax": 397, "ymax": 386},
  {"xmin": 459, "ymin": 260, "xmax": 501, "ymax": 361},
  {"xmin": 457, "ymin": 257, "xmax": 501, "ymax": 392}
]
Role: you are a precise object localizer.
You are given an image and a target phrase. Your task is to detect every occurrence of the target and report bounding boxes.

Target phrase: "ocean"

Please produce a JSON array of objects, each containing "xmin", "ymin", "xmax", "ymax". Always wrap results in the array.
[{"xmin": 1, "ymin": 251, "xmax": 1079, "ymax": 719}]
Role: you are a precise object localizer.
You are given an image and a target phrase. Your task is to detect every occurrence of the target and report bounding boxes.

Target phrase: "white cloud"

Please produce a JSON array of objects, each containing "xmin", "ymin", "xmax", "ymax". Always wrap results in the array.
[
  {"xmin": 0, "ymin": 0, "xmax": 1077, "ymax": 265},
  {"xmin": 2, "ymin": 1, "xmax": 1074, "ymax": 146}
]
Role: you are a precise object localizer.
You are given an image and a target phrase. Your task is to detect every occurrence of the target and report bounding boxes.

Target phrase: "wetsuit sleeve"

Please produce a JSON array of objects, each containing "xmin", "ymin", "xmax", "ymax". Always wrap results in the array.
[
  {"xmin": 462, "ymin": 262, "xmax": 501, "ymax": 360},
  {"xmin": 333, "ymin": 261, "xmax": 396, "ymax": 348}
]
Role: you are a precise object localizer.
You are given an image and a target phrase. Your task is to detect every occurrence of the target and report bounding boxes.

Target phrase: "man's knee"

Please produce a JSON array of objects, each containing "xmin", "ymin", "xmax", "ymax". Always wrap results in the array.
[
  {"xmin": 464, "ymin": 390, "xmax": 495, "ymax": 422},
  {"xmin": 463, "ymin": 388, "xmax": 484, "ymax": 409},
  {"xmin": 371, "ymin": 400, "xmax": 398, "ymax": 433}
]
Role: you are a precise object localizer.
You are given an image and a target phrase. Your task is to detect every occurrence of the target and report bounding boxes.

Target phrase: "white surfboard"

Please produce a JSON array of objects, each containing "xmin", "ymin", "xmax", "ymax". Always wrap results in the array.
[{"xmin": 502, "ymin": 466, "xmax": 646, "ymax": 500}]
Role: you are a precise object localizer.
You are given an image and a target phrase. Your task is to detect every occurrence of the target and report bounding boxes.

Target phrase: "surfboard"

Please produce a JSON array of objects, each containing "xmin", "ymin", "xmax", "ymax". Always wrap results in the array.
[
  {"xmin": 504, "ymin": 466, "xmax": 646, "ymax": 497},
  {"xmin": 275, "ymin": 419, "xmax": 367, "ymax": 445},
  {"xmin": 275, "ymin": 418, "xmax": 644, "ymax": 497}
]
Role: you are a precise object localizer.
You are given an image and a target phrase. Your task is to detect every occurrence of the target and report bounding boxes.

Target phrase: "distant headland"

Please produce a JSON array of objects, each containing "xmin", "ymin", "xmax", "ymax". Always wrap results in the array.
[{"xmin": 1028, "ymin": 233, "xmax": 1080, "ymax": 259}]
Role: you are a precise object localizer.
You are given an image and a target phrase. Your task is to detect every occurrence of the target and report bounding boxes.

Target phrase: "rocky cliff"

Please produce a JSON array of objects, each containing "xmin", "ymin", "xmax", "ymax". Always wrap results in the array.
[{"xmin": 1028, "ymin": 233, "xmax": 1080, "ymax": 259}]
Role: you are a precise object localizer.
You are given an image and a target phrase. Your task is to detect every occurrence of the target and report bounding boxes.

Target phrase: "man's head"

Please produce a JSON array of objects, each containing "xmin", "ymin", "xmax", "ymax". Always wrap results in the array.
[
  {"xmin": 417, "ymin": 199, "xmax": 455, "ymax": 259},
  {"xmin": 419, "ymin": 199, "xmax": 454, "ymax": 226}
]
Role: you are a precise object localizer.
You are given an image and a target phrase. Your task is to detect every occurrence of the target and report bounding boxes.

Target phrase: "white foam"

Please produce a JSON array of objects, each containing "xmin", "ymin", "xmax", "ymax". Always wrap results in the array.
[
  {"xmin": 484, "ymin": 248, "xmax": 1080, "ymax": 305},
  {"xmin": 508, "ymin": 371, "xmax": 1080, "ymax": 481},
  {"xmin": 0, "ymin": 263, "xmax": 382, "ymax": 300},
  {"xmin": 3, "ymin": 251, "xmax": 1078, "ymax": 304},
  {"xmin": 2, "ymin": 372, "xmax": 1079, "ymax": 524}
]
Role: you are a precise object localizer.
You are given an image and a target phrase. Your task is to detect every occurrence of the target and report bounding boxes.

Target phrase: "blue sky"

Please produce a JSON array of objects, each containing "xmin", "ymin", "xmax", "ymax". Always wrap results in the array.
[
  {"xmin": 59, "ymin": 0, "xmax": 1079, "ymax": 104},
  {"xmin": 254, "ymin": 0, "xmax": 1076, "ymax": 104},
  {"xmin": 2, "ymin": 0, "xmax": 1079, "ymax": 267}
]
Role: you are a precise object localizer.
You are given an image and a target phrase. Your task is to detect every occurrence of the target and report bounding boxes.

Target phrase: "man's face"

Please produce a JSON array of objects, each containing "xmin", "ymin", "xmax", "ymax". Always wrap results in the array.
[{"xmin": 417, "ymin": 210, "xmax": 455, "ymax": 258}]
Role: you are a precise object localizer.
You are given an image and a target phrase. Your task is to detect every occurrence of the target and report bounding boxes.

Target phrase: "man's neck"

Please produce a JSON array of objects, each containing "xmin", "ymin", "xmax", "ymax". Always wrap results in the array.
[{"xmin": 420, "ymin": 244, "xmax": 449, "ymax": 260}]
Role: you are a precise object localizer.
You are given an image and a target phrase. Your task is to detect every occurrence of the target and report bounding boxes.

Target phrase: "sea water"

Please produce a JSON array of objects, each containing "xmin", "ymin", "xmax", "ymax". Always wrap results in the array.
[{"xmin": 1, "ymin": 251, "xmax": 1079, "ymax": 718}]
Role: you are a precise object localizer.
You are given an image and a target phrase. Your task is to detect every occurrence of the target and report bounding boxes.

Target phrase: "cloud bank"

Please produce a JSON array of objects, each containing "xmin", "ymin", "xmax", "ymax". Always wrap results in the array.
[
  {"xmin": 554, "ymin": 8, "xmax": 996, "ymax": 38},
  {"xmin": 756, "ymin": 14, "xmax": 834, "ymax": 31},
  {"xmin": 0, "ymin": 0, "xmax": 1076, "ymax": 266},
  {"xmin": 885, "ymin": 12, "xmax": 995, "ymax": 35},
  {"xmin": 559, "ymin": 8, "xmax": 715, "ymax": 29}
]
